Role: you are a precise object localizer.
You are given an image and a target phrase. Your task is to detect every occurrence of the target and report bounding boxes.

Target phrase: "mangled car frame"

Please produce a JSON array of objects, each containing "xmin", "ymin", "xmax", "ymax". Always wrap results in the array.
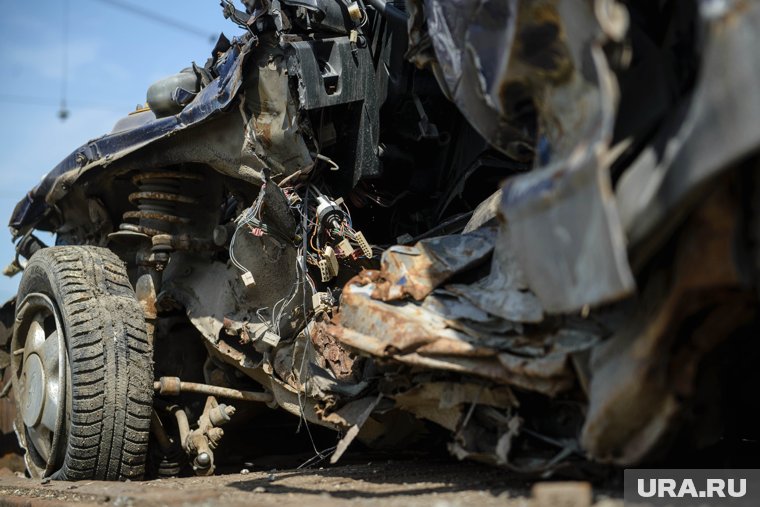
[{"xmin": 1, "ymin": 0, "xmax": 759, "ymax": 480}]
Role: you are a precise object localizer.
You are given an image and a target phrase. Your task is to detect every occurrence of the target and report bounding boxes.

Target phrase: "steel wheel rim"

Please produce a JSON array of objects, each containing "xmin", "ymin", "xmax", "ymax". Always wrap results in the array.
[{"xmin": 11, "ymin": 293, "xmax": 68, "ymax": 477}]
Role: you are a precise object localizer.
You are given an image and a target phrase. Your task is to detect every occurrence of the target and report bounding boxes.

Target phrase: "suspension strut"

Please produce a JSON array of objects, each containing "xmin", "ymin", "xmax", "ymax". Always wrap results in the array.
[
  {"xmin": 121, "ymin": 170, "xmax": 204, "ymax": 237},
  {"xmin": 118, "ymin": 169, "xmax": 208, "ymax": 344}
]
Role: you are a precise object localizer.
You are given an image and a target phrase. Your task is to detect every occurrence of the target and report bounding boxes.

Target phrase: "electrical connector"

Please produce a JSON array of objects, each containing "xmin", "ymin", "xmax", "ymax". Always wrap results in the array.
[
  {"xmin": 261, "ymin": 331, "xmax": 280, "ymax": 347},
  {"xmin": 241, "ymin": 271, "xmax": 256, "ymax": 287},
  {"xmin": 337, "ymin": 238, "xmax": 355, "ymax": 257},
  {"xmin": 311, "ymin": 291, "xmax": 331, "ymax": 314},
  {"xmin": 319, "ymin": 247, "xmax": 340, "ymax": 281},
  {"xmin": 324, "ymin": 246, "xmax": 339, "ymax": 277},
  {"xmin": 354, "ymin": 231, "xmax": 373, "ymax": 258},
  {"xmin": 347, "ymin": 2, "xmax": 362, "ymax": 22},
  {"xmin": 319, "ymin": 259, "xmax": 331, "ymax": 282}
]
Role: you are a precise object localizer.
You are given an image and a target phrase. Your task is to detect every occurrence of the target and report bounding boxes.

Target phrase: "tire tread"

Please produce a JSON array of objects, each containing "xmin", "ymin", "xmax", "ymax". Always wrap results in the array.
[{"xmin": 17, "ymin": 246, "xmax": 152, "ymax": 481}]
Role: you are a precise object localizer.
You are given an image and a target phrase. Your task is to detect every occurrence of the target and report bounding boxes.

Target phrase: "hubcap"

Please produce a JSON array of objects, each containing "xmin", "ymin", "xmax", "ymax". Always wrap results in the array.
[
  {"xmin": 21, "ymin": 353, "xmax": 46, "ymax": 427},
  {"xmin": 11, "ymin": 294, "xmax": 67, "ymax": 477}
]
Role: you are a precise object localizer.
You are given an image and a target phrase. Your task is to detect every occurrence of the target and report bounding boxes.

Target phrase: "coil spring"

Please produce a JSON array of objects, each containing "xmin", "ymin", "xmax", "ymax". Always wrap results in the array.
[{"xmin": 120, "ymin": 170, "xmax": 203, "ymax": 236}]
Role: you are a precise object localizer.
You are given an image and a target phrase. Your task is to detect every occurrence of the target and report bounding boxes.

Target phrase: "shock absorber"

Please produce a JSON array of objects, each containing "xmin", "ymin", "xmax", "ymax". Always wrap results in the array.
[{"xmin": 121, "ymin": 170, "xmax": 203, "ymax": 237}]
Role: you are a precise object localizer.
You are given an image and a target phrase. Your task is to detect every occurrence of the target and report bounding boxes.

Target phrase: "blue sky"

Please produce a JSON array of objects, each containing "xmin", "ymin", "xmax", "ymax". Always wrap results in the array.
[{"xmin": 0, "ymin": 0, "xmax": 243, "ymax": 300}]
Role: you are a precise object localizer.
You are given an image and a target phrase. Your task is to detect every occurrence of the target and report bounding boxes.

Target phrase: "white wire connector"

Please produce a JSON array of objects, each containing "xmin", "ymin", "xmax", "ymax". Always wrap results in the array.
[
  {"xmin": 324, "ymin": 246, "xmax": 339, "ymax": 276},
  {"xmin": 319, "ymin": 246, "xmax": 340, "ymax": 281},
  {"xmin": 311, "ymin": 292, "xmax": 331, "ymax": 314},
  {"xmin": 241, "ymin": 270, "xmax": 256, "ymax": 287},
  {"xmin": 261, "ymin": 331, "xmax": 281, "ymax": 347},
  {"xmin": 354, "ymin": 231, "xmax": 372, "ymax": 258},
  {"xmin": 347, "ymin": 2, "xmax": 363, "ymax": 22},
  {"xmin": 318, "ymin": 259, "xmax": 331, "ymax": 282},
  {"xmin": 337, "ymin": 238, "xmax": 354, "ymax": 257}
]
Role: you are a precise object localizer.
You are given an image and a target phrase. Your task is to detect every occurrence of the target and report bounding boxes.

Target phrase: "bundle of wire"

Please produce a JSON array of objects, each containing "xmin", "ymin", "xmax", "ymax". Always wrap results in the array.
[{"xmin": 228, "ymin": 182, "xmax": 316, "ymax": 334}]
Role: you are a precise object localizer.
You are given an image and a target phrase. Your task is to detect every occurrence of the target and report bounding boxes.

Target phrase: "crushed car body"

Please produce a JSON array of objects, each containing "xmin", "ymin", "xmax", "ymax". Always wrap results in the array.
[{"xmin": 1, "ymin": 0, "xmax": 760, "ymax": 480}]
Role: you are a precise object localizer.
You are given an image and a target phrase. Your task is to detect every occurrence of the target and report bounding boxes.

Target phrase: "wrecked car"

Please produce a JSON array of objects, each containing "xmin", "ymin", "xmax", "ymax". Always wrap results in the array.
[{"xmin": 1, "ymin": 0, "xmax": 759, "ymax": 480}]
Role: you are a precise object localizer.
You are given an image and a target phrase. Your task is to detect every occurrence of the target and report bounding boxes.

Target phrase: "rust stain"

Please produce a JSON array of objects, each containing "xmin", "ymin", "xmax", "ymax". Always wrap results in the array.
[
  {"xmin": 128, "ymin": 191, "xmax": 198, "ymax": 205},
  {"xmin": 310, "ymin": 325, "xmax": 362, "ymax": 382},
  {"xmin": 512, "ymin": 1, "xmax": 573, "ymax": 82}
]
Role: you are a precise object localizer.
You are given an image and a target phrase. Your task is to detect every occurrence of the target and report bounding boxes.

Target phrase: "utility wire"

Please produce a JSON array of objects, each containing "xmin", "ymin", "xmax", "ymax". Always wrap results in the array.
[
  {"xmin": 87, "ymin": 0, "xmax": 217, "ymax": 42},
  {"xmin": 59, "ymin": 0, "xmax": 70, "ymax": 120}
]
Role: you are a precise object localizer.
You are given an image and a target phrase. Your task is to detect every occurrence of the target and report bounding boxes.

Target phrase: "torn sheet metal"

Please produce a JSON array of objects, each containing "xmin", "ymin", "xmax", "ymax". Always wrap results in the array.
[
  {"xmin": 447, "ymin": 220, "xmax": 544, "ymax": 323},
  {"xmin": 500, "ymin": 149, "xmax": 635, "ymax": 314},
  {"xmin": 498, "ymin": 1, "xmax": 635, "ymax": 313},
  {"xmin": 373, "ymin": 228, "xmax": 495, "ymax": 301},
  {"xmin": 239, "ymin": 36, "xmax": 313, "ymax": 181},
  {"xmin": 413, "ymin": 0, "xmax": 527, "ymax": 154},
  {"xmin": 329, "ymin": 394, "xmax": 383, "ymax": 464},
  {"xmin": 322, "ymin": 248, "xmax": 602, "ymax": 396},
  {"xmin": 395, "ymin": 188, "xmax": 540, "ymax": 327},
  {"xmin": 582, "ymin": 186, "xmax": 755, "ymax": 465},
  {"xmin": 617, "ymin": 1, "xmax": 760, "ymax": 255},
  {"xmin": 408, "ymin": 0, "xmax": 638, "ymax": 315}
]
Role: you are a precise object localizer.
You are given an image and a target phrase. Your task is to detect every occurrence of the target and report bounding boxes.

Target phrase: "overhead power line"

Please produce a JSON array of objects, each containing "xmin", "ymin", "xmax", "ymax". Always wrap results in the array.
[
  {"xmin": 59, "ymin": 0, "xmax": 70, "ymax": 120},
  {"xmin": 88, "ymin": 0, "xmax": 217, "ymax": 42}
]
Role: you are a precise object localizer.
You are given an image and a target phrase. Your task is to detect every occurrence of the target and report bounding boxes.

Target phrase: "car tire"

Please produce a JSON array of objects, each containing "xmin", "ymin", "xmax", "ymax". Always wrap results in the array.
[{"xmin": 10, "ymin": 246, "xmax": 153, "ymax": 480}]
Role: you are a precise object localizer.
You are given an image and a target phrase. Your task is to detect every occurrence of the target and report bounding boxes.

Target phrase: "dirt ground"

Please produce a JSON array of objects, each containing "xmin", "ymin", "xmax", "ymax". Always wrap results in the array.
[
  {"xmin": 0, "ymin": 457, "xmax": 624, "ymax": 507},
  {"xmin": 0, "ymin": 381, "xmax": 625, "ymax": 507}
]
